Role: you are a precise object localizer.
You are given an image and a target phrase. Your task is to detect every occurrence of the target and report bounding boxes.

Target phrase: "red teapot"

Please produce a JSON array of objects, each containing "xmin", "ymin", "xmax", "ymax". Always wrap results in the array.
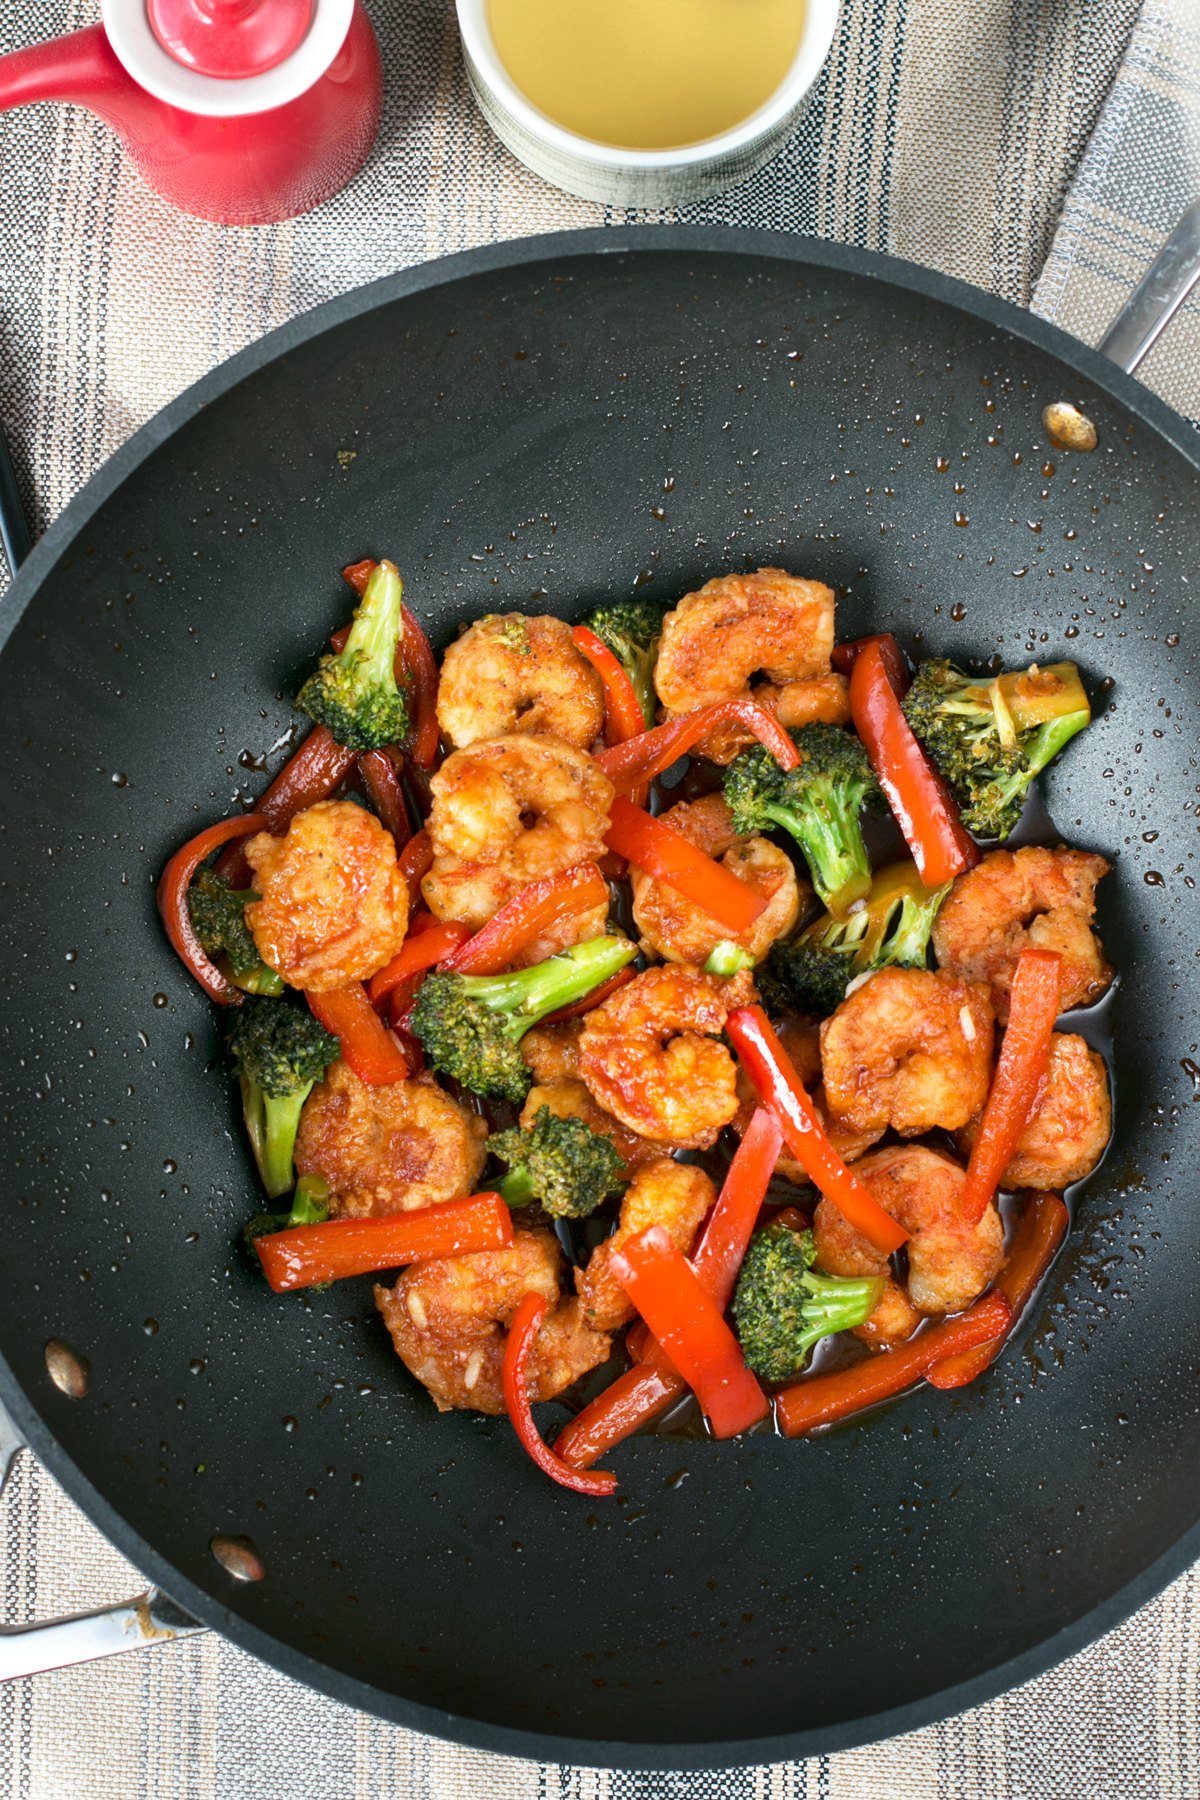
[{"xmin": 0, "ymin": 0, "xmax": 382, "ymax": 226}]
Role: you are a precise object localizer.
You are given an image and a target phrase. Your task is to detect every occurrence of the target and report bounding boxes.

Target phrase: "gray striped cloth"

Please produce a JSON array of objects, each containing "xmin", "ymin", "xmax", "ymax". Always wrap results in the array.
[{"xmin": 1, "ymin": 1, "xmax": 1197, "ymax": 1795}]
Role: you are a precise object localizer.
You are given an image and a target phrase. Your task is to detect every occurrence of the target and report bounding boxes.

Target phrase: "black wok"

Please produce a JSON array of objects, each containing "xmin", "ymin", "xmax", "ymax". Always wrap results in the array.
[{"xmin": 0, "ymin": 229, "xmax": 1196, "ymax": 1768}]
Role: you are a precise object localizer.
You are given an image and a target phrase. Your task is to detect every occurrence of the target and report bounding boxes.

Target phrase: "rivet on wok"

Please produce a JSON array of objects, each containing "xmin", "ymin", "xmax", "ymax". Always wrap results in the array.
[
  {"xmin": 44, "ymin": 1339, "xmax": 90, "ymax": 1399},
  {"xmin": 210, "ymin": 1534, "xmax": 265, "ymax": 1582},
  {"xmin": 1041, "ymin": 401, "xmax": 1098, "ymax": 453}
]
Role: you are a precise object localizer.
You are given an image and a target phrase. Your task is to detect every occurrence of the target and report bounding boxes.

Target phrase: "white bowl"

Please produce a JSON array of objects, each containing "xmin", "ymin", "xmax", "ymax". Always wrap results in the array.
[{"xmin": 456, "ymin": 0, "xmax": 839, "ymax": 208}]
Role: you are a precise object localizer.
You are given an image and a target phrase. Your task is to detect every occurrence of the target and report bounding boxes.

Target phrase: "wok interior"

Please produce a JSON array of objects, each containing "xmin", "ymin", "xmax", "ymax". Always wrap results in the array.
[{"xmin": 0, "ymin": 245, "xmax": 1196, "ymax": 1758}]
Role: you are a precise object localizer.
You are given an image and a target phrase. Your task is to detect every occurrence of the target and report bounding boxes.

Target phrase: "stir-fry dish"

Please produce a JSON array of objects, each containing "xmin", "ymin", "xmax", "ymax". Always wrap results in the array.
[{"xmin": 159, "ymin": 560, "xmax": 1113, "ymax": 1496}]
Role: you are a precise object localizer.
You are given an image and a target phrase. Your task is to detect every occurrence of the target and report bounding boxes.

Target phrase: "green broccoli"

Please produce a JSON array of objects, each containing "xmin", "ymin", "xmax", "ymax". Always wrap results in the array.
[
  {"xmin": 244, "ymin": 1174, "xmax": 331, "ymax": 1245},
  {"xmin": 411, "ymin": 935, "xmax": 637, "ymax": 1102},
  {"xmin": 580, "ymin": 597, "xmax": 668, "ymax": 728},
  {"xmin": 902, "ymin": 658, "xmax": 1090, "ymax": 839},
  {"xmin": 757, "ymin": 859, "xmax": 950, "ymax": 1017},
  {"xmin": 225, "ymin": 997, "xmax": 339, "ymax": 1199},
  {"xmin": 188, "ymin": 868, "xmax": 284, "ymax": 996},
  {"xmin": 296, "ymin": 557, "xmax": 409, "ymax": 751},
  {"xmin": 703, "ymin": 940, "xmax": 757, "ymax": 977},
  {"xmin": 487, "ymin": 1105, "xmax": 624, "ymax": 1219},
  {"xmin": 723, "ymin": 722, "xmax": 880, "ymax": 915},
  {"xmin": 732, "ymin": 1221, "xmax": 884, "ymax": 1382}
]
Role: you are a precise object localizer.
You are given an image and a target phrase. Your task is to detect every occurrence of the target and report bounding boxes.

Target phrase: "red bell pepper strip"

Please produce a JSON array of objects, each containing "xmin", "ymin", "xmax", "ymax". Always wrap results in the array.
[
  {"xmin": 928, "ymin": 1191, "xmax": 1068, "ymax": 1389},
  {"xmin": 256, "ymin": 1191, "xmax": 513, "ymax": 1293},
  {"xmin": 441, "ymin": 861, "xmax": 610, "ymax": 977},
  {"xmin": 306, "ymin": 982, "xmax": 411, "ymax": 1086},
  {"xmin": 596, "ymin": 699, "xmax": 799, "ymax": 795},
  {"xmin": 961, "ymin": 949, "xmax": 1062, "ymax": 1226},
  {"xmin": 571, "ymin": 625, "xmax": 647, "ymax": 747},
  {"xmin": 610, "ymin": 1226, "xmax": 769, "ymax": 1439},
  {"xmin": 367, "ymin": 919, "xmax": 473, "ymax": 1004},
  {"xmin": 555, "ymin": 1107, "xmax": 783, "ymax": 1468},
  {"xmin": 158, "ymin": 813, "xmax": 269, "ymax": 1005},
  {"xmin": 831, "ymin": 631, "xmax": 911, "ymax": 692},
  {"xmin": 397, "ymin": 828, "xmax": 433, "ymax": 908},
  {"xmin": 358, "ymin": 748, "xmax": 412, "ymax": 851},
  {"xmin": 342, "ymin": 558, "xmax": 374, "ymax": 597},
  {"xmin": 215, "ymin": 725, "xmax": 357, "ymax": 887},
  {"xmin": 727, "ymin": 1005, "xmax": 909, "ymax": 1256},
  {"xmin": 775, "ymin": 1290, "xmax": 1012, "ymax": 1436},
  {"xmin": 540, "ymin": 964, "xmax": 636, "ymax": 1025},
  {"xmin": 605, "ymin": 797, "xmax": 767, "ymax": 935},
  {"xmin": 848, "ymin": 637, "xmax": 978, "ymax": 888},
  {"xmin": 342, "ymin": 561, "xmax": 441, "ymax": 769},
  {"xmin": 503, "ymin": 1293, "xmax": 619, "ymax": 1498}
]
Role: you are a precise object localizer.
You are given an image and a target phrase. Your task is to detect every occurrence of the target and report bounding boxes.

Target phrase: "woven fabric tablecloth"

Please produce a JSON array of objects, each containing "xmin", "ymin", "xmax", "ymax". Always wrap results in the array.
[{"xmin": 1, "ymin": 1, "xmax": 1198, "ymax": 1794}]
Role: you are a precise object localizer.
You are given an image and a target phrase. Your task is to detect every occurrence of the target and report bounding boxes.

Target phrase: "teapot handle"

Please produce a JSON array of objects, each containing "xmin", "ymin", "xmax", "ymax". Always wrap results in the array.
[{"xmin": 0, "ymin": 25, "xmax": 120, "ymax": 117}]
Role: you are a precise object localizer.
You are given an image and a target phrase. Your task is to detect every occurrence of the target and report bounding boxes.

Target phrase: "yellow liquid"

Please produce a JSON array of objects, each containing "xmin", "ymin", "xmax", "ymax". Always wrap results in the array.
[{"xmin": 487, "ymin": 0, "xmax": 807, "ymax": 151}]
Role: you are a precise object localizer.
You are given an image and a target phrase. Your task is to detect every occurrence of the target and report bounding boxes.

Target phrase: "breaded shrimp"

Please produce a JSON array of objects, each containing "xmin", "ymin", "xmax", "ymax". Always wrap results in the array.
[
  {"xmin": 630, "ymin": 793, "xmax": 804, "ymax": 966},
  {"xmin": 932, "ymin": 845, "xmax": 1112, "ymax": 1021},
  {"xmin": 421, "ymin": 733, "xmax": 613, "ymax": 938},
  {"xmin": 579, "ymin": 965, "xmax": 756, "ymax": 1149},
  {"xmin": 294, "ymin": 1060, "xmax": 487, "ymax": 1217},
  {"xmin": 654, "ymin": 569, "xmax": 836, "ymax": 762},
  {"xmin": 820, "ymin": 967, "xmax": 994, "ymax": 1137},
  {"xmin": 957, "ymin": 1031, "xmax": 1111, "ymax": 1190},
  {"xmin": 813, "ymin": 1145, "xmax": 1003, "ymax": 1344},
  {"xmin": 375, "ymin": 1229, "xmax": 609, "ymax": 1414},
  {"xmin": 519, "ymin": 1079, "xmax": 667, "ymax": 1176},
  {"xmin": 731, "ymin": 1015, "xmax": 882, "ymax": 1181},
  {"xmin": 577, "ymin": 1158, "xmax": 715, "ymax": 1331},
  {"xmin": 436, "ymin": 613, "xmax": 604, "ymax": 751},
  {"xmin": 244, "ymin": 799, "xmax": 408, "ymax": 992}
]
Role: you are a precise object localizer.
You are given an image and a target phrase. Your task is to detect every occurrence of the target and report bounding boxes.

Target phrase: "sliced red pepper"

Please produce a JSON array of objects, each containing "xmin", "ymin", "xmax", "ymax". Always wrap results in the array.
[
  {"xmin": 397, "ymin": 828, "xmax": 433, "ymax": 908},
  {"xmin": 358, "ymin": 748, "xmax": 411, "ymax": 851},
  {"xmin": 367, "ymin": 919, "xmax": 473, "ymax": 1004},
  {"xmin": 555, "ymin": 1107, "xmax": 783, "ymax": 1469},
  {"xmin": 727, "ymin": 1005, "xmax": 908, "ymax": 1256},
  {"xmin": 961, "ymin": 949, "xmax": 1062, "ymax": 1226},
  {"xmin": 441, "ymin": 861, "xmax": 610, "ymax": 977},
  {"xmin": 306, "ymin": 982, "xmax": 411, "ymax": 1086},
  {"xmin": 571, "ymin": 625, "xmax": 647, "ymax": 747},
  {"xmin": 595, "ymin": 699, "xmax": 799, "ymax": 795},
  {"xmin": 775, "ymin": 1290, "xmax": 1012, "ymax": 1436},
  {"xmin": 848, "ymin": 637, "xmax": 978, "ymax": 887},
  {"xmin": 215, "ymin": 725, "xmax": 357, "ymax": 887},
  {"xmin": 256, "ymin": 1192, "xmax": 513, "ymax": 1293},
  {"xmin": 158, "ymin": 812, "xmax": 269, "ymax": 1005},
  {"xmin": 342, "ymin": 561, "xmax": 440, "ymax": 770},
  {"xmin": 540, "ymin": 965, "xmax": 637, "ymax": 1025},
  {"xmin": 605, "ymin": 797, "xmax": 767, "ymax": 935},
  {"xmin": 610, "ymin": 1226, "xmax": 768, "ymax": 1439},
  {"xmin": 928, "ymin": 1191, "xmax": 1068, "ymax": 1389},
  {"xmin": 831, "ymin": 632, "xmax": 911, "ymax": 692},
  {"xmin": 503, "ymin": 1293, "xmax": 618, "ymax": 1497},
  {"xmin": 342, "ymin": 559, "xmax": 374, "ymax": 597}
]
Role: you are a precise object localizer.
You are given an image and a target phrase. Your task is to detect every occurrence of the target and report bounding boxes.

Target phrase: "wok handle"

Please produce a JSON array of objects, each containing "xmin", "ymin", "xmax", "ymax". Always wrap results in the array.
[
  {"xmin": 1097, "ymin": 198, "xmax": 1200, "ymax": 376},
  {"xmin": 0, "ymin": 414, "xmax": 31, "ymax": 578},
  {"xmin": 0, "ymin": 1399, "xmax": 205, "ymax": 1680}
]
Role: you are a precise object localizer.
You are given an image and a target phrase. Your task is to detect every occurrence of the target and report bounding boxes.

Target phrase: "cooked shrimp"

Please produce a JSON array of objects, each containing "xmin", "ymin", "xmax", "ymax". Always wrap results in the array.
[
  {"xmin": 295, "ymin": 1061, "xmax": 487, "ymax": 1217},
  {"xmin": 421, "ymin": 733, "xmax": 613, "ymax": 938},
  {"xmin": 958, "ymin": 1031, "xmax": 1111, "ymax": 1190},
  {"xmin": 436, "ymin": 613, "xmax": 604, "ymax": 751},
  {"xmin": 375, "ymin": 1229, "xmax": 609, "ymax": 1414},
  {"xmin": 769, "ymin": 671, "xmax": 852, "ymax": 732},
  {"xmin": 631, "ymin": 794, "xmax": 804, "ymax": 966},
  {"xmin": 932, "ymin": 845, "xmax": 1113, "ymax": 1021},
  {"xmin": 244, "ymin": 799, "xmax": 408, "ymax": 992},
  {"xmin": 520, "ymin": 1019, "xmax": 585, "ymax": 1084},
  {"xmin": 519, "ymin": 1079, "xmax": 667, "ymax": 1176},
  {"xmin": 813, "ymin": 1145, "xmax": 1003, "ymax": 1343},
  {"xmin": 654, "ymin": 569, "xmax": 836, "ymax": 762},
  {"xmin": 820, "ymin": 967, "xmax": 994, "ymax": 1137},
  {"xmin": 577, "ymin": 1158, "xmax": 715, "ymax": 1331},
  {"xmin": 579, "ymin": 965, "xmax": 755, "ymax": 1149},
  {"xmin": 731, "ymin": 1015, "xmax": 881, "ymax": 1183}
]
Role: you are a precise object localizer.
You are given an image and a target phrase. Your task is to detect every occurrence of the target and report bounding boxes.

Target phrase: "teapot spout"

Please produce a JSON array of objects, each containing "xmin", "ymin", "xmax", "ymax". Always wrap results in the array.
[{"xmin": 0, "ymin": 26, "xmax": 132, "ymax": 128}]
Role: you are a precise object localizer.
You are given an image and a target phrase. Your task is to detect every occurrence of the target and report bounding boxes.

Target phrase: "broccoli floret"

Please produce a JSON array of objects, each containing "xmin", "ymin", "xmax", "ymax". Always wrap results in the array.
[
  {"xmin": 488, "ymin": 1105, "xmax": 624, "ymax": 1220},
  {"xmin": 225, "ymin": 997, "xmax": 339, "ymax": 1199},
  {"xmin": 188, "ymin": 868, "xmax": 284, "ymax": 996},
  {"xmin": 296, "ymin": 558, "xmax": 409, "ymax": 751},
  {"xmin": 903, "ymin": 658, "xmax": 1090, "ymax": 840},
  {"xmin": 758, "ymin": 859, "xmax": 950, "ymax": 1017},
  {"xmin": 724, "ymin": 722, "xmax": 880, "ymax": 916},
  {"xmin": 580, "ymin": 597, "xmax": 668, "ymax": 728},
  {"xmin": 244, "ymin": 1174, "xmax": 331, "ymax": 1245},
  {"xmin": 703, "ymin": 940, "xmax": 757, "ymax": 976},
  {"xmin": 412, "ymin": 935, "xmax": 637, "ymax": 1101},
  {"xmin": 732, "ymin": 1221, "xmax": 884, "ymax": 1382}
]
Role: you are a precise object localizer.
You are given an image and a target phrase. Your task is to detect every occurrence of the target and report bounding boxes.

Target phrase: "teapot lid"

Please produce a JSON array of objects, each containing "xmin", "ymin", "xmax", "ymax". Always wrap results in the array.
[{"xmin": 100, "ymin": 0, "xmax": 352, "ymax": 114}]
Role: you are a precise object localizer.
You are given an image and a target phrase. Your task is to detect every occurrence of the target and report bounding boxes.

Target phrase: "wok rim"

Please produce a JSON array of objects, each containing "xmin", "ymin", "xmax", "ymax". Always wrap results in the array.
[{"xmin": 1, "ymin": 224, "xmax": 1197, "ymax": 1768}]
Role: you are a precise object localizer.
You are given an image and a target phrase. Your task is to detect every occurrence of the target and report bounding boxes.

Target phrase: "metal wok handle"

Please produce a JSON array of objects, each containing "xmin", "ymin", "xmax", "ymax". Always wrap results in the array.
[
  {"xmin": 0, "ymin": 1399, "xmax": 204, "ymax": 1681},
  {"xmin": 1096, "ymin": 199, "xmax": 1200, "ymax": 376}
]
